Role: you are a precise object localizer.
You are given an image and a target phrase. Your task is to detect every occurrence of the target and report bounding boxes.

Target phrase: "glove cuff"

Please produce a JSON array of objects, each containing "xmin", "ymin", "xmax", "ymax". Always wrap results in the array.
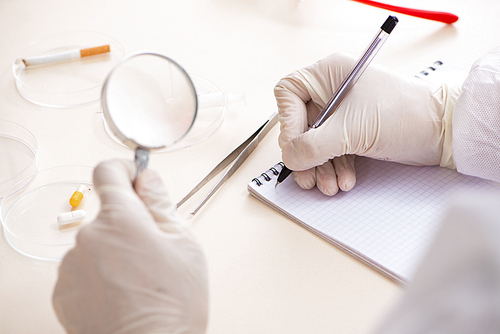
[{"xmin": 440, "ymin": 85, "xmax": 462, "ymax": 169}]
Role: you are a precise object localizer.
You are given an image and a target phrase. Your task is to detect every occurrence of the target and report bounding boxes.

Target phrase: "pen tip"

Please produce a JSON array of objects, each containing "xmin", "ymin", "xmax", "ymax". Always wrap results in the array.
[{"xmin": 275, "ymin": 181, "xmax": 280, "ymax": 188}]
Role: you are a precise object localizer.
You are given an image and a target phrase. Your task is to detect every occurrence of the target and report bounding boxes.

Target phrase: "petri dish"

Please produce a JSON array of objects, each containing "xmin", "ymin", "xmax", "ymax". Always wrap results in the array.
[
  {"xmin": 13, "ymin": 31, "xmax": 124, "ymax": 108},
  {"xmin": 103, "ymin": 76, "xmax": 225, "ymax": 152},
  {"xmin": 0, "ymin": 120, "xmax": 38, "ymax": 200},
  {"xmin": 0, "ymin": 165, "xmax": 98, "ymax": 260}
]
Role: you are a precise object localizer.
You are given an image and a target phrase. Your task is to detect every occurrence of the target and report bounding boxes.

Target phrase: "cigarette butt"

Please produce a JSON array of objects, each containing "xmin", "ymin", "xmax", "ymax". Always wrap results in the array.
[
  {"xmin": 80, "ymin": 45, "xmax": 110, "ymax": 58},
  {"xmin": 22, "ymin": 44, "xmax": 111, "ymax": 67}
]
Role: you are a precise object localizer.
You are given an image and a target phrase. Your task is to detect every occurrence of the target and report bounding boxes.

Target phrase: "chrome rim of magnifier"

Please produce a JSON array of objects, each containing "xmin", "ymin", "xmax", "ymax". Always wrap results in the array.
[{"xmin": 101, "ymin": 51, "xmax": 198, "ymax": 178}]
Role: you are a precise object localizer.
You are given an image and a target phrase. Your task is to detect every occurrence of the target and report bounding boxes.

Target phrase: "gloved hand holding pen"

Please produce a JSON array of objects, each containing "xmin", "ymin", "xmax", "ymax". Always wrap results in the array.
[
  {"xmin": 274, "ymin": 52, "xmax": 461, "ymax": 196},
  {"xmin": 52, "ymin": 160, "xmax": 208, "ymax": 334}
]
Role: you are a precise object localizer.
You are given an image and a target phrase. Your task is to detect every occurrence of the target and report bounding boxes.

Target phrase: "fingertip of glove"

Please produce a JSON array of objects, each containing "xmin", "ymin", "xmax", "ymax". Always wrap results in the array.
[
  {"xmin": 134, "ymin": 169, "xmax": 166, "ymax": 195},
  {"xmin": 274, "ymin": 77, "xmax": 299, "ymax": 100},
  {"xmin": 94, "ymin": 159, "xmax": 136, "ymax": 182},
  {"xmin": 338, "ymin": 178, "xmax": 356, "ymax": 192},
  {"xmin": 133, "ymin": 169, "xmax": 178, "ymax": 225},
  {"xmin": 293, "ymin": 170, "xmax": 317, "ymax": 190},
  {"xmin": 137, "ymin": 168, "xmax": 160, "ymax": 181},
  {"xmin": 274, "ymin": 81, "xmax": 287, "ymax": 93},
  {"xmin": 319, "ymin": 184, "xmax": 339, "ymax": 196}
]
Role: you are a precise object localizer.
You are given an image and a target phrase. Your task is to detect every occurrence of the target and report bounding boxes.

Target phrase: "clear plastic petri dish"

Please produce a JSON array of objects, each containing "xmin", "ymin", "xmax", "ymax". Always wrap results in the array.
[
  {"xmin": 0, "ymin": 120, "xmax": 38, "ymax": 200},
  {"xmin": 0, "ymin": 165, "xmax": 98, "ymax": 260},
  {"xmin": 103, "ymin": 76, "xmax": 225, "ymax": 151},
  {"xmin": 13, "ymin": 31, "xmax": 124, "ymax": 108}
]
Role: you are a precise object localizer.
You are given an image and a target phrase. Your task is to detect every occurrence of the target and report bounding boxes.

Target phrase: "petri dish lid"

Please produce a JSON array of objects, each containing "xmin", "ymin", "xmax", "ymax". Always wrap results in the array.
[
  {"xmin": 0, "ymin": 120, "xmax": 38, "ymax": 200},
  {"xmin": 13, "ymin": 31, "xmax": 125, "ymax": 108},
  {"xmin": 103, "ymin": 75, "xmax": 225, "ymax": 151},
  {"xmin": 0, "ymin": 165, "xmax": 97, "ymax": 260}
]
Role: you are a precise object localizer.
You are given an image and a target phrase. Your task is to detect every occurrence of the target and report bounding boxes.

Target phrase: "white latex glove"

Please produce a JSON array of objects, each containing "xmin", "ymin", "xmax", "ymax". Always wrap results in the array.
[
  {"xmin": 374, "ymin": 191, "xmax": 500, "ymax": 334},
  {"xmin": 274, "ymin": 52, "xmax": 461, "ymax": 196},
  {"xmin": 52, "ymin": 160, "xmax": 208, "ymax": 334}
]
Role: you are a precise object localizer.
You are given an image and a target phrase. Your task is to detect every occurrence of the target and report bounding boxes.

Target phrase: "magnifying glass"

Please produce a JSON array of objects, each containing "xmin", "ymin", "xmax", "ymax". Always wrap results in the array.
[{"xmin": 102, "ymin": 52, "xmax": 197, "ymax": 179}]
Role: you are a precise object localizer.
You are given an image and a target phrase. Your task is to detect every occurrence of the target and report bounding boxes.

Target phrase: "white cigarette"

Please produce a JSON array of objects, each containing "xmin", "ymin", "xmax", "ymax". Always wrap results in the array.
[{"xmin": 22, "ymin": 44, "xmax": 110, "ymax": 67}]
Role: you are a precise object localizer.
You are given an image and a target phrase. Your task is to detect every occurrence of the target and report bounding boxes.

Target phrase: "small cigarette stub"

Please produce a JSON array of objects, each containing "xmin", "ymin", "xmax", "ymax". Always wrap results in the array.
[
  {"xmin": 80, "ymin": 45, "xmax": 110, "ymax": 58},
  {"xmin": 22, "ymin": 44, "xmax": 111, "ymax": 67}
]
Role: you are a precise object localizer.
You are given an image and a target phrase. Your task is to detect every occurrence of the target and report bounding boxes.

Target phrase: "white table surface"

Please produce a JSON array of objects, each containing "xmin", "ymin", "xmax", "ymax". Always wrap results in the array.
[{"xmin": 1, "ymin": 0, "xmax": 499, "ymax": 333}]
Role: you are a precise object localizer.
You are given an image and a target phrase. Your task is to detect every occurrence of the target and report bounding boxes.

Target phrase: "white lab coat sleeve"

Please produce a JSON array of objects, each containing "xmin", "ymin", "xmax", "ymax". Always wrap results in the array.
[
  {"xmin": 372, "ymin": 191, "xmax": 500, "ymax": 334},
  {"xmin": 452, "ymin": 47, "xmax": 500, "ymax": 183}
]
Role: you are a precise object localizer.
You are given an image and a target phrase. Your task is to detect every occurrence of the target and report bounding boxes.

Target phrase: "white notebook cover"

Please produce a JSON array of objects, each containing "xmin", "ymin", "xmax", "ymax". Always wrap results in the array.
[{"xmin": 248, "ymin": 157, "xmax": 498, "ymax": 284}]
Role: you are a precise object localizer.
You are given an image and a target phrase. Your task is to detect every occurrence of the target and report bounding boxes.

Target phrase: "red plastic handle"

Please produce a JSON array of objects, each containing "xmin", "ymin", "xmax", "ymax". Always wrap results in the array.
[{"xmin": 350, "ymin": 0, "xmax": 459, "ymax": 24}]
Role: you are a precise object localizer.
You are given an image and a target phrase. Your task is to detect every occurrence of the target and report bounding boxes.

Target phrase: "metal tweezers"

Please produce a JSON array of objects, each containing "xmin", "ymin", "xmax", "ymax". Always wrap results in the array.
[{"xmin": 176, "ymin": 112, "xmax": 278, "ymax": 215}]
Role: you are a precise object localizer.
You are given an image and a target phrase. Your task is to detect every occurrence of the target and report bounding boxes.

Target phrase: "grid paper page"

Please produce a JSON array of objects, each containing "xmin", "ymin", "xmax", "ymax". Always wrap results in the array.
[{"xmin": 248, "ymin": 157, "xmax": 498, "ymax": 284}]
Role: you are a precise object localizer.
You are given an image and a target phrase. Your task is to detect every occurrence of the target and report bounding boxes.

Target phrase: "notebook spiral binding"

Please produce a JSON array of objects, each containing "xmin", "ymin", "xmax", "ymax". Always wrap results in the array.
[
  {"xmin": 415, "ymin": 60, "xmax": 444, "ymax": 79},
  {"xmin": 251, "ymin": 162, "xmax": 284, "ymax": 186}
]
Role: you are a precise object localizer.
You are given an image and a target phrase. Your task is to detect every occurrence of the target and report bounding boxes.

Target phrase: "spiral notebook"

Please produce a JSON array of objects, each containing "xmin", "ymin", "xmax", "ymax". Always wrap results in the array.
[{"xmin": 247, "ymin": 157, "xmax": 498, "ymax": 284}]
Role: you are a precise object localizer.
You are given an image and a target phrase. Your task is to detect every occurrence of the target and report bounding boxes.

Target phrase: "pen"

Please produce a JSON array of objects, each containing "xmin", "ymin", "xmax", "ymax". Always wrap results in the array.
[
  {"xmin": 22, "ymin": 45, "xmax": 110, "ymax": 67},
  {"xmin": 275, "ymin": 15, "xmax": 398, "ymax": 187}
]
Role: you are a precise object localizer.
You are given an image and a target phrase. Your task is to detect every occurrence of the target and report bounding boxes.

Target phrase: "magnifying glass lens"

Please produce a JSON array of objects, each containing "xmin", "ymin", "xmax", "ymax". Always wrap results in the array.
[
  {"xmin": 103, "ymin": 54, "xmax": 197, "ymax": 149},
  {"xmin": 102, "ymin": 53, "xmax": 197, "ymax": 177}
]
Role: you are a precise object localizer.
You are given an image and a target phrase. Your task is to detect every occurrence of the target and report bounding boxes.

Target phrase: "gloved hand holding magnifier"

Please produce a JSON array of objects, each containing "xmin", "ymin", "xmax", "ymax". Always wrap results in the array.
[{"xmin": 102, "ymin": 52, "xmax": 198, "ymax": 178}]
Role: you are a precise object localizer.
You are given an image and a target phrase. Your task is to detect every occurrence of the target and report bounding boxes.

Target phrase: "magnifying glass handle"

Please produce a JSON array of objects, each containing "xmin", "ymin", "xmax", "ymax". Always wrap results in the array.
[{"xmin": 134, "ymin": 147, "xmax": 150, "ymax": 180}]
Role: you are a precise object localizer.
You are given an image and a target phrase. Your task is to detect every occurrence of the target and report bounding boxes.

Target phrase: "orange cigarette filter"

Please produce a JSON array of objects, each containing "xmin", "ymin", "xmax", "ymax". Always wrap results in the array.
[{"xmin": 80, "ymin": 45, "xmax": 111, "ymax": 57}]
